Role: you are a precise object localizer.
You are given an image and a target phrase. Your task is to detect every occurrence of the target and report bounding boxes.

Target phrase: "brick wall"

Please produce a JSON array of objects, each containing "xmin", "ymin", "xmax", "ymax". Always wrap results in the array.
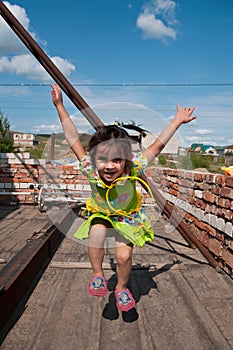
[
  {"xmin": 0, "ymin": 153, "xmax": 232, "ymax": 276},
  {"xmin": 147, "ymin": 167, "xmax": 233, "ymax": 276},
  {"xmin": 0, "ymin": 153, "xmax": 40, "ymax": 205}
]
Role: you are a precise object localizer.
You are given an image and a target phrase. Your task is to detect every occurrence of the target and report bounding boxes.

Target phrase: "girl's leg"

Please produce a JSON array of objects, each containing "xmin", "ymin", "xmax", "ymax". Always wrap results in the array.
[
  {"xmin": 115, "ymin": 242, "xmax": 133, "ymax": 291},
  {"xmin": 114, "ymin": 241, "xmax": 135, "ymax": 311},
  {"xmin": 88, "ymin": 223, "xmax": 107, "ymax": 277}
]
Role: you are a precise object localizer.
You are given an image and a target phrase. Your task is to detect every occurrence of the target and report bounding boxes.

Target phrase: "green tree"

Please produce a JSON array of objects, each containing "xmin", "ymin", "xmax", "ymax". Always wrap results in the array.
[
  {"xmin": 158, "ymin": 154, "xmax": 167, "ymax": 165},
  {"xmin": 190, "ymin": 152, "xmax": 212, "ymax": 169},
  {"xmin": 0, "ymin": 112, "xmax": 14, "ymax": 152}
]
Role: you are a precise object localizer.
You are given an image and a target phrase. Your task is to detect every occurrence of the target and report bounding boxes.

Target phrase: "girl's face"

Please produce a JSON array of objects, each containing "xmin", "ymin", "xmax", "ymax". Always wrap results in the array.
[{"xmin": 95, "ymin": 143, "xmax": 126, "ymax": 184}]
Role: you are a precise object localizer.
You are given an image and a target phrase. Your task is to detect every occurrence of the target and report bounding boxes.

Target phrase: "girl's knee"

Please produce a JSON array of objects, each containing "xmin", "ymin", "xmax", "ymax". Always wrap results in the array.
[
  {"xmin": 89, "ymin": 223, "xmax": 108, "ymax": 248},
  {"xmin": 89, "ymin": 222, "xmax": 109, "ymax": 236},
  {"xmin": 116, "ymin": 245, "xmax": 133, "ymax": 265}
]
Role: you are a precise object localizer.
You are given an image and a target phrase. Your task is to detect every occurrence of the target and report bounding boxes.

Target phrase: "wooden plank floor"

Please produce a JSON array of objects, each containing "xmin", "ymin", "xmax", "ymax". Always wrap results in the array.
[
  {"xmin": 0, "ymin": 205, "xmax": 232, "ymax": 350},
  {"xmin": 0, "ymin": 205, "xmax": 50, "ymax": 270}
]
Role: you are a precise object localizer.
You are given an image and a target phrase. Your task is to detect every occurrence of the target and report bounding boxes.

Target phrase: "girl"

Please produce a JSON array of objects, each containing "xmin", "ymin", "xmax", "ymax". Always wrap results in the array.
[{"xmin": 51, "ymin": 84, "xmax": 196, "ymax": 312}]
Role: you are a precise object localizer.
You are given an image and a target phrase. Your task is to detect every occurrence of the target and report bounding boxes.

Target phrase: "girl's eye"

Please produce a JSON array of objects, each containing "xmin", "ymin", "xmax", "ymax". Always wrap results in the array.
[
  {"xmin": 96, "ymin": 157, "xmax": 123, "ymax": 163},
  {"xmin": 97, "ymin": 157, "xmax": 107, "ymax": 162}
]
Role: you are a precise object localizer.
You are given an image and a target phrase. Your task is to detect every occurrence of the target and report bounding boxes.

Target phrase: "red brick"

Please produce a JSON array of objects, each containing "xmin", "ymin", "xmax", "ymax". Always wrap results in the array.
[
  {"xmin": 220, "ymin": 187, "xmax": 233, "ymax": 199},
  {"xmin": 218, "ymin": 198, "xmax": 231, "ymax": 208},
  {"xmin": 194, "ymin": 173, "xmax": 205, "ymax": 181},
  {"xmin": 169, "ymin": 189, "xmax": 178, "ymax": 196},
  {"xmin": 178, "ymin": 179, "xmax": 191, "ymax": 188},
  {"xmin": 19, "ymin": 178, "xmax": 33, "ymax": 183},
  {"xmin": 206, "ymin": 204, "xmax": 218, "ymax": 215},
  {"xmin": 206, "ymin": 225, "xmax": 217, "ymax": 237},
  {"xmin": 194, "ymin": 219, "xmax": 207, "ymax": 231},
  {"xmin": 194, "ymin": 199, "xmax": 205, "ymax": 210},
  {"xmin": 211, "ymin": 185, "xmax": 221, "ymax": 195},
  {"xmin": 65, "ymin": 180, "xmax": 76, "ymax": 184},
  {"xmin": 194, "ymin": 182, "xmax": 210, "ymax": 190},
  {"xmin": 184, "ymin": 213, "xmax": 195, "ymax": 223},
  {"xmin": 218, "ymin": 208, "xmax": 233, "ymax": 221},
  {"xmin": 203, "ymin": 192, "xmax": 217, "ymax": 204},
  {"xmin": 225, "ymin": 177, "xmax": 233, "ymax": 188},
  {"xmin": 206, "ymin": 174, "xmax": 216, "ymax": 183},
  {"xmin": 215, "ymin": 175, "xmax": 225, "ymax": 185},
  {"xmin": 170, "ymin": 183, "xmax": 179, "ymax": 191}
]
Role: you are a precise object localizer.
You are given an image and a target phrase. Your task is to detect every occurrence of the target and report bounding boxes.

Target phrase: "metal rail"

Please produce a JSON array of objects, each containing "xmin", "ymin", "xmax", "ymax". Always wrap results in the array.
[{"xmin": 0, "ymin": 1, "xmax": 218, "ymax": 270}]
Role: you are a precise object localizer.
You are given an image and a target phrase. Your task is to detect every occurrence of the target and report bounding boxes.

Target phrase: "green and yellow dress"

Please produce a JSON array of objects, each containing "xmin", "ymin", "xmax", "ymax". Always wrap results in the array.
[{"xmin": 74, "ymin": 152, "xmax": 154, "ymax": 247}]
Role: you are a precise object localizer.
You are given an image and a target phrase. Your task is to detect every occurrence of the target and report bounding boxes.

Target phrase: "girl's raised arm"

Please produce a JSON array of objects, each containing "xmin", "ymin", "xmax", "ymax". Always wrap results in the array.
[
  {"xmin": 51, "ymin": 84, "xmax": 86, "ymax": 161},
  {"xmin": 143, "ymin": 104, "xmax": 196, "ymax": 163}
]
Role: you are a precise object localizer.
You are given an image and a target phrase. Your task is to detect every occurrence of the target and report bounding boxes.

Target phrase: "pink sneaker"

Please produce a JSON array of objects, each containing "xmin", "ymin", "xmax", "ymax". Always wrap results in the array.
[
  {"xmin": 88, "ymin": 276, "xmax": 108, "ymax": 297},
  {"xmin": 115, "ymin": 288, "xmax": 136, "ymax": 312}
]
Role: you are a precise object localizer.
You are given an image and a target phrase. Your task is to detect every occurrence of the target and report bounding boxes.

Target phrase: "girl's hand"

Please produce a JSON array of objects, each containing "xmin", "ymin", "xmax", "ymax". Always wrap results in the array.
[
  {"xmin": 51, "ymin": 84, "xmax": 63, "ymax": 107},
  {"xmin": 174, "ymin": 104, "xmax": 196, "ymax": 125}
]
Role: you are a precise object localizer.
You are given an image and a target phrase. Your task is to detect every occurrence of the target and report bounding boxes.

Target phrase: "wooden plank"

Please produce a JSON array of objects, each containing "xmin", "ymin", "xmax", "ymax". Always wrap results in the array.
[{"xmin": 50, "ymin": 261, "xmax": 187, "ymax": 271}]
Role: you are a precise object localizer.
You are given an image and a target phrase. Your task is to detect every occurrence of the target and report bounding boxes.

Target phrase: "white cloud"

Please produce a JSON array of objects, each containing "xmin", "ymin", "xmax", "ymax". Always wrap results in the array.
[
  {"xmin": 185, "ymin": 136, "xmax": 211, "ymax": 143},
  {"xmin": 184, "ymin": 134, "xmax": 231, "ymax": 147},
  {"xmin": 33, "ymin": 115, "xmax": 91, "ymax": 134},
  {"xmin": 0, "ymin": 1, "xmax": 34, "ymax": 54},
  {"xmin": 32, "ymin": 124, "xmax": 62, "ymax": 133},
  {"xmin": 195, "ymin": 129, "xmax": 214, "ymax": 135},
  {"xmin": 0, "ymin": 54, "xmax": 75, "ymax": 81},
  {"xmin": 0, "ymin": 1, "xmax": 76, "ymax": 81},
  {"xmin": 136, "ymin": 0, "xmax": 177, "ymax": 41}
]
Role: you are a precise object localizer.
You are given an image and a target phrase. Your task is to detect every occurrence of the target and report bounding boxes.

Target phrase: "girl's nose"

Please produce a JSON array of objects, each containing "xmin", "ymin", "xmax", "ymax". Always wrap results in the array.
[{"xmin": 105, "ymin": 160, "xmax": 115, "ymax": 168}]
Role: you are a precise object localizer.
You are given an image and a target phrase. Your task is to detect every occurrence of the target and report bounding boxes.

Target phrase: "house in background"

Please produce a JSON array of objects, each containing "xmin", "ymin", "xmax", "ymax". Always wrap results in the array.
[
  {"xmin": 11, "ymin": 132, "xmax": 38, "ymax": 148},
  {"xmin": 191, "ymin": 144, "xmax": 233, "ymax": 166},
  {"xmin": 223, "ymin": 145, "xmax": 233, "ymax": 155},
  {"xmin": 191, "ymin": 143, "xmax": 218, "ymax": 155}
]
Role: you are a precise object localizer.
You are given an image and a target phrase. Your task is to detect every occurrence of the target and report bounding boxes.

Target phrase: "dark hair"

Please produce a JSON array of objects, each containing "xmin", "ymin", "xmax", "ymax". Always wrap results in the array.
[{"xmin": 88, "ymin": 125, "xmax": 133, "ymax": 172}]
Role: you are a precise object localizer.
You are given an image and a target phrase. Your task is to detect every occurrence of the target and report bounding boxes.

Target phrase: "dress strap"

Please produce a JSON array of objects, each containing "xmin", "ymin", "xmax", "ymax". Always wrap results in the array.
[{"xmin": 105, "ymin": 175, "xmax": 155, "ymax": 217}]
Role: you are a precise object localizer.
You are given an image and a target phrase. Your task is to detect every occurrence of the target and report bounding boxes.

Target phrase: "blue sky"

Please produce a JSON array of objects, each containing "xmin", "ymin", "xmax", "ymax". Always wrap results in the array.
[{"xmin": 0, "ymin": 0, "xmax": 233, "ymax": 147}]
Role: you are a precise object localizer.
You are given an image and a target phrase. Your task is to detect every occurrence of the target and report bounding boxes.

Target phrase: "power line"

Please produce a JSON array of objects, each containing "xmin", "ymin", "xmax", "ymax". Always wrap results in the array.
[{"xmin": 1, "ymin": 83, "xmax": 233, "ymax": 87}]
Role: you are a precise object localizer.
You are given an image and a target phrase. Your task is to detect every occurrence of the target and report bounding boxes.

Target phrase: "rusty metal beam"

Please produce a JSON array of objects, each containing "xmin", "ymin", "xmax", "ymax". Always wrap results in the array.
[
  {"xmin": 0, "ymin": 1, "xmax": 218, "ymax": 269},
  {"xmin": 0, "ymin": 223, "xmax": 63, "ymax": 333}
]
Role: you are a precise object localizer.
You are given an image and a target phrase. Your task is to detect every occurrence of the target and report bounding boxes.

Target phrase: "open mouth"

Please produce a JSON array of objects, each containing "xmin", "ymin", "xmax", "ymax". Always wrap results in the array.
[
  {"xmin": 104, "ymin": 171, "xmax": 117, "ymax": 179},
  {"xmin": 104, "ymin": 171, "xmax": 116, "ymax": 176}
]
